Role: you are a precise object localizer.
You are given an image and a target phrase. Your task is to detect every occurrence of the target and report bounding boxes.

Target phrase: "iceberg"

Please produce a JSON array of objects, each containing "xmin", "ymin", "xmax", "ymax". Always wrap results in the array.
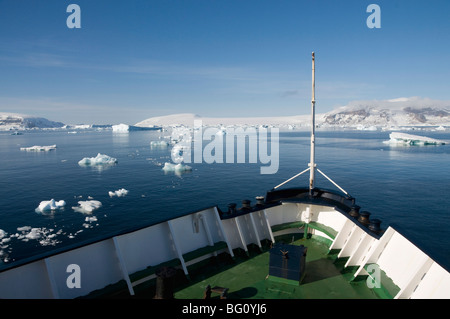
[
  {"xmin": 112, "ymin": 123, "xmax": 130, "ymax": 132},
  {"xmin": 35, "ymin": 199, "xmax": 66, "ymax": 213},
  {"xmin": 78, "ymin": 153, "xmax": 118, "ymax": 166},
  {"xmin": 386, "ymin": 132, "xmax": 446, "ymax": 146},
  {"xmin": 162, "ymin": 162, "xmax": 192, "ymax": 172},
  {"xmin": 72, "ymin": 200, "xmax": 102, "ymax": 214},
  {"xmin": 109, "ymin": 188, "xmax": 129, "ymax": 197},
  {"xmin": 113, "ymin": 123, "xmax": 162, "ymax": 132},
  {"xmin": 73, "ymin": 124, "xmax": 91, "ymax": 129},
  {"xmin": 20, "ymin": 145, "xmax": 57, "ymax": 151}
]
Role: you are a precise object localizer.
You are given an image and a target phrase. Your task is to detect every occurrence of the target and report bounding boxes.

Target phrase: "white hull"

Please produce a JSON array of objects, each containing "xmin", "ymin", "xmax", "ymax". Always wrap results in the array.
[{"xmin": 1, "ymin": 190, "xmax": 449, "ymax": 299}]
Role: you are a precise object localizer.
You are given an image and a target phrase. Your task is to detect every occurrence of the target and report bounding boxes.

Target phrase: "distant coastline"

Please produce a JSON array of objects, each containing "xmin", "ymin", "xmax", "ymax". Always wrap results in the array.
[{"xmin": 3, "ymin": 97, "xmax": 450, "ymax": 131}]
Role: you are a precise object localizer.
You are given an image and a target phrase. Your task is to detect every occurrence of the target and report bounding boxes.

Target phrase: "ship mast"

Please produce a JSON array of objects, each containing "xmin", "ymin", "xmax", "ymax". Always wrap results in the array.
[
  {"xmin": 273, "ymin": 52, "xmax": 350, "ymax": 197},
  {"xmin": 309, "ymin": 52, "xmax": 316, "ymax": 195}
]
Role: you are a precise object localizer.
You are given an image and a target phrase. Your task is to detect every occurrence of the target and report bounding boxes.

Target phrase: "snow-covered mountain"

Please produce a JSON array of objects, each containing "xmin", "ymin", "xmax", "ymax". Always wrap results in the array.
[
  {"xmin": 4, "ymin": 97, "xmax": 449, "ymax": 131},
  {"xmin": 320, "ymin": 97, "xmax": 450, "ymax": 128},
  {"xmin": 135, "ymin": 97, "xmax": 450, "ymax": 130},
  {"xmin": 0, "ymin": 112, "xmax": 65, "ymax": 131},
  {"xmin": 135, "ymin": 112, "xmax": 311, "ymax": 127}
]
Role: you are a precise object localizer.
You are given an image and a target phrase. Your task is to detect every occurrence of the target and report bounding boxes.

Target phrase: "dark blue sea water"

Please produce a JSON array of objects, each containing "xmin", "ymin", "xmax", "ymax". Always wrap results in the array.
[{"xmin": 1, "ymin": 128, "xmax": 449, "ymax": 271}]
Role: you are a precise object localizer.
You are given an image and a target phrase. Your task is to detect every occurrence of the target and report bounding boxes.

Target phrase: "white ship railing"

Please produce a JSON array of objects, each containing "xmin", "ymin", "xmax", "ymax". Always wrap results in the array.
[{"xmin": 1, "ymin": 196, "xmax": 449, "ymax": 299}]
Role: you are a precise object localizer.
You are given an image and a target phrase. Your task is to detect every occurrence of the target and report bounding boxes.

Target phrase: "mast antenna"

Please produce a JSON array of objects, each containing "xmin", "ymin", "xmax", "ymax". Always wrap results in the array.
[
  {"xmin": 272, "ymin": 52, "xmax": 350, "ymax": 198},
  {"xmin": 309, "ymin": 52, "xmax": 316, "ymax": 195}
]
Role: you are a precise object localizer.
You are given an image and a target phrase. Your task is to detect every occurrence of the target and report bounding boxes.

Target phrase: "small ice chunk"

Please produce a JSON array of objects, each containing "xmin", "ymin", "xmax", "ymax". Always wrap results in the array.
[
  {"xmin": 20, "ymin": 145, "xmax": 57, "ymax": 151},
  {"xmin": 162, "ymin": 162, "xmax": 192, "ymax": 172},
  {"xmin": 72, "ymin": 200, "xmax": 102, "ymax": 214},
  {"xmin": 26, "ymin": 228, "xmax": 42, "ymax": 240},
  {"xmin": 78, "ymin": 153, "xmax": 118, "ymax": 166},
  {"xmin": 85, "ymin": 216, "xmax": 98, "ymax": 222},
  {"xmin": 216, "ymin": 127, "xmax": 227, "ymax": 135},
  {"xmin": 108, "ymin": 188, "xmax": 129, "ymax": 197},
  {"xmin": 0, "ymin": 229, "xmax": 6, "ymax": 239},
  {"xmin": 35, "ymin": 199, "xmax": 66, "ymax": 213},
  {"xmin": 150, "ymin": 140, "xmax": 169, "ymax": 147},
  {"xmin": 17, "ymin": 226, "xmax": 31, "ymax": 232}
]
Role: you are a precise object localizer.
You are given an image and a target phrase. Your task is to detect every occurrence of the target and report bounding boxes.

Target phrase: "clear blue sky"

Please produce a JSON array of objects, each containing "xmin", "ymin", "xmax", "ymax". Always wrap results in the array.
[{"xmin": 0, "ymin": 0, "xmax": 449, "ymax": 124}]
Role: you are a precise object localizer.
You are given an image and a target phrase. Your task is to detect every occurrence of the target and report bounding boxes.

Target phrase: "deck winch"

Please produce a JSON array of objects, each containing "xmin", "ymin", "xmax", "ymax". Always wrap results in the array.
[{"xmin": 268, "ymin": 243, "xmax": 307, "ymax": 285}]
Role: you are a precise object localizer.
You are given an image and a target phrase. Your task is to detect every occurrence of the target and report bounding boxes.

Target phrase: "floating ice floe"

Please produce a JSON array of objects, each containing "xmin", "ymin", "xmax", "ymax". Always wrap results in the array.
[
  {"xmin": 85, "ymin": 216, "xmax": 98, "ymax": 222},
  {"xmin": 109, "ymin": 188, "xmax": 129, "ymax": 197},
  {"xmin": 20, "ymin": 144, "xmax": 57, "ymax": 151},
  {"xmin": 72, "ymin": 200, "xmax": 102, "ymax": 213},
  {"xmin": 78, "ymin": 153, "xmax": 118, "ymax": 166},
  {"xmin": 0, "ymin": 229, "xmax": 11, "ymax": 263},
  {"xmin": 83, "ymin": 216, "xmax": 99, "ymax": 229},
  {"xmin": 162, "ymin": 162, "xmax": 192, "ymax": 172},
  {"xmin": 68, "ymin": 230, "xmax": 84, "ymax": 239},
  {"xmin": 35, "ymin": 199, "xmax": 66, "ymax": 213},
  {"xmin": 15, "ymin": 226, "xmax": 61, "ymax": 246},
  {"xmin": 356, "ymin": 125, "xmax": 378, "ymax": 131},
  {"xmin": 170, "ymin": 127, "xmax": 192, "ymax": 145},
  {"xmin": 385, "ymin": 132, "xmax": 446, "ymax": 146},
  {"xmin": 215, "ymin": 127, "xmax": 227, "ymax": 135},
  {"xmin": 150, "ymin": 140, "xmax": 169, "ymax": 147},
  {"xmin": 25, "ymin": 228, "xmax": 42, "ymax": 240}
]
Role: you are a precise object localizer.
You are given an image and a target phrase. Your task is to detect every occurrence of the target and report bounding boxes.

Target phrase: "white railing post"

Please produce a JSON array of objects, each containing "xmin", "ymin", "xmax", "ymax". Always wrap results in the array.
[
  {"xmin": 213, "ymin": 207, "xmax": 235, "ymax": 257},
  {"xmin": 44, "ymin": 258, "xmax": 60, "ymax": 299},
  {"xmin": 112, "ymin": 237, "xmax": 134, "ymax": 296},
  {"xmin": 167, "ymin": 220, "xmax": 188, "ymax": 275}
]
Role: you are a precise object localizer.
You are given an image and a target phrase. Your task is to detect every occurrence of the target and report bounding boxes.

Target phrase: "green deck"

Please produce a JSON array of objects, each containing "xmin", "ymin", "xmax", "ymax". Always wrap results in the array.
[
  {"xmin": 174, "ymin": 235, "xmax": 379, "ymax": 299},
  {"xmin": 90, "ymin": 234, "xmax": 384, "ymax": 299}
]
